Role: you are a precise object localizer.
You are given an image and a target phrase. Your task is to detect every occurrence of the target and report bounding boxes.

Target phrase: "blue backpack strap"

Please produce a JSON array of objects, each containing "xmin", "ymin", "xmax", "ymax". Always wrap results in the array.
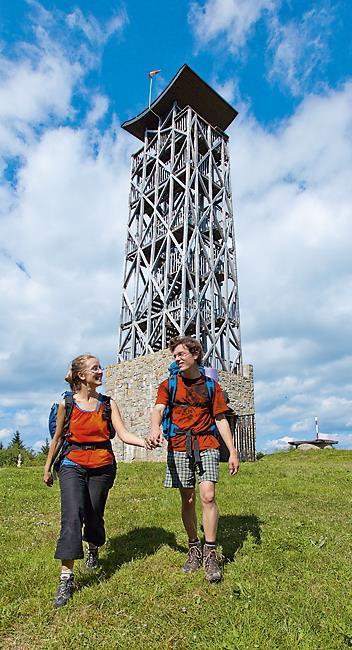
[
  {"xmin": 162, "ymin": 362, "xmax": 217, "ymax": 438},
  {"xmin": 204, "ymin": 375, "xmax": 215, "ymax": 404},
  {"xmin": 48, "ymin": 391, "xmax": 73, "ymax": 438},
  {"xmin": 168, "ymin": 362, "xmax": 178, "ymax": 401},
  {"xmin": 161, "ymin": 361, "xmax": 179, "ymax": 438},
  {"xmin": 167, "ymin": 363, "xmax": 179, "ymax": 437}
]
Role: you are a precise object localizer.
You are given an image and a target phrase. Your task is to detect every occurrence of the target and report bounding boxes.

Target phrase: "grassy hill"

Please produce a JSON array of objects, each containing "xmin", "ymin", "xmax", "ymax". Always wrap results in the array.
[{"xmin": 1, "ymin": 451, "xmax": 352, "ymax": 649}]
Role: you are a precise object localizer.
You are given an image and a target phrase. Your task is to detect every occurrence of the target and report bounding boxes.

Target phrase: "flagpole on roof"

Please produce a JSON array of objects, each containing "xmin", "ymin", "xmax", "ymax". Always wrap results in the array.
[
  {"xmin": 148, "ymin": 69, "xmax": 161, "ymax": 108},
  {"xmin": 148, "ymin": 77, "xmax": 153, "ymax": 108}
]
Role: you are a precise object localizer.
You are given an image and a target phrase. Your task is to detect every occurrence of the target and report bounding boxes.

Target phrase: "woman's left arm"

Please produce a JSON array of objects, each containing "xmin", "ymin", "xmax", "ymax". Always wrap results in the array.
[{"xmin": 110, "ymin": 399, "xmax": 147, "ymax": 448}]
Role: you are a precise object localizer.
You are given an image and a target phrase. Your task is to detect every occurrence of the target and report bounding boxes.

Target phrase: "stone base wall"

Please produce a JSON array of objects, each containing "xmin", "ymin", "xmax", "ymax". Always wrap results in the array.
[
  {"xmin": 105, "ymin": 350, "xmax": 255, "ymax": 461},
  {"xmin": 218, "ymin": 364, "xmax": 255, "ymax": 416}
]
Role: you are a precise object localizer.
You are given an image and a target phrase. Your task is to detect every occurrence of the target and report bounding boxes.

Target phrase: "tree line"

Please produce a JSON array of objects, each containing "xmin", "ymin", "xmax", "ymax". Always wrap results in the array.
[{"xmin": 0, "ymin": 431, "xmax": 50, "ymax": 467}]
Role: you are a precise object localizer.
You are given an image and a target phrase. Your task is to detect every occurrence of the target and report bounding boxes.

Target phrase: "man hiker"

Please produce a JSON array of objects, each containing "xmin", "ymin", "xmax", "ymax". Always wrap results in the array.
[{"xmin": 147, "ymin": 336, "xmax": 240, "ymax": 582}]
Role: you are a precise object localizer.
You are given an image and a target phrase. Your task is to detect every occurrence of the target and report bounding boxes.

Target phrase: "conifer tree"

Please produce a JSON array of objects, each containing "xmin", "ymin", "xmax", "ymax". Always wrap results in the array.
[
  {"xmin": 9, "ymin": 430, "xmax": 25, "ymax": 449},
  {"xmin": 41, "ymin": 438, "xmax": 50, "ymax": 454}
]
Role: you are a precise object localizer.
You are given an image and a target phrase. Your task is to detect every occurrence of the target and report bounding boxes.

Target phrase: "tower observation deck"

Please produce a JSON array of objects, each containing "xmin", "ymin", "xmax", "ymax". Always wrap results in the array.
[{"xmin": 118, "ymin": 64, "xmax": 242, "ymax": 372}]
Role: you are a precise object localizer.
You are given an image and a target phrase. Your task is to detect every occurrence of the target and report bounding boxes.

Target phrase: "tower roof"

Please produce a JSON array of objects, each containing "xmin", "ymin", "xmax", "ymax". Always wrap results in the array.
[{"xmin": 122, "ymin": 64, "xmax": 238, "ymax": 141}]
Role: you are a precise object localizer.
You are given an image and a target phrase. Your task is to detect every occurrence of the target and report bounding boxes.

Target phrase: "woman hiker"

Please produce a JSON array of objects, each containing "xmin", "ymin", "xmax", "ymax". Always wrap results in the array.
[{"xmin": 44, "ymin": 354, "xmax": 150, "ymax": 608}]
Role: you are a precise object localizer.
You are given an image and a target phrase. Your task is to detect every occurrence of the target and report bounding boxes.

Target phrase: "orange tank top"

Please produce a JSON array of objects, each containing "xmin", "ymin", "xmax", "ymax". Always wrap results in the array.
[{"xmin": 65, "ymin": 401, "xmax": 114, "ymax": 468}]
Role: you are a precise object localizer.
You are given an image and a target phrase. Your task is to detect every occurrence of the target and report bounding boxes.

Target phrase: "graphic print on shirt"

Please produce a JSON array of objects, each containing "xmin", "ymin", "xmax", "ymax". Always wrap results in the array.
[{"xmin": 173, "ymin": 377, "xmax": 211, "ymax": 428}]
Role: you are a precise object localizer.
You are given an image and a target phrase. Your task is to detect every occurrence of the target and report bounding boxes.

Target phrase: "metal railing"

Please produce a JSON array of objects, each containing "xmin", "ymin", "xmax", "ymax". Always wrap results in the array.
[{"xmin": 219, "ymin": 414, "xmax": 256, "ymax": 462}]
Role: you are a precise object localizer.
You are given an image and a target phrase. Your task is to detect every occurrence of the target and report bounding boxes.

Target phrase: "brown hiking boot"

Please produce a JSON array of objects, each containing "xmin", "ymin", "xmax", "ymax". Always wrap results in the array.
[
  {"xmin": 203, "ymin": 545, "xmax": 222, "ymax": 583},
  {"xmin": 182, "ymin": 542, "xmax": 202, "ymax": 573}
]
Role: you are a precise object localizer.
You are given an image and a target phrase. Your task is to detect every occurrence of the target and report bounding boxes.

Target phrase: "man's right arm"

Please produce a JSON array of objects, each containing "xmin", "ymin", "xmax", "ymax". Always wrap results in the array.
[{"xmin": 148, "ymin": 404, "xmax": 165, "ymax": 447}]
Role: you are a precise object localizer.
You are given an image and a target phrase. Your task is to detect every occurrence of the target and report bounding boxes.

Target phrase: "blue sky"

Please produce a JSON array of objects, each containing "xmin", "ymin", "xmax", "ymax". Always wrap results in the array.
[{"xmin": 0, "ymin": 0, "xmax": 351, "ymax": 453}]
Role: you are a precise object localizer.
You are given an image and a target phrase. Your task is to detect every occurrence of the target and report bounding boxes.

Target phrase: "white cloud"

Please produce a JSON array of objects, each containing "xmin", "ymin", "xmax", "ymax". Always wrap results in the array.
[
  {"xmin": 0, "ymin": 124, "xmax": 132, "ymax": 388},
  {"xmin": 290, "ymin": 420, "xmax": 311, "ymax": 434},
  {"xmin": 13, "ymin": 411, "xmax": 32, "ymax": 427},
  {"xmin": 66, "ymin": 7, "xmax": 128, "ymax": 46},
  {"xmin": 333, "ymin": 434, "xmax": 352, "ymax": 446},
  {"xmin": 212, "ymin": 77, "xmax": 238, "ymax": 103},
  {"xmin": 231, "ymin": 82, "xmax": 352, "ymax": 448},
  {"xmin": 0, "ymin": 54, "xmax": 77, "ymax": 125},
  {"xmin": 33, "ymin": 439, "xmax": 47, "ymax": 450},
  {"xmin": 267, "ymin": 7, "xmax": 333, "ymax": 96},
  {"xmin": 189, "ymin": 0, "xmax": 277, "ymax": 53},
  {"xmin": 0, "ymin": 3, "xmax": 351, "ymax": 455},
  {"xmin": 189, "ymin": 1, "xmax": 335, "ymax": 97},
  {"xmin": 0, "ymin": 428, "xmax": 12, "ymax": 441},
  {"xmin": 0, "ymin": 2, "xmax": 128, "ymax": 169},
  {"xmin": 262, "ymin": 436, "xmax": 293, "ymax": 452},
  {"xmin": 0, "ymin": 5, "xmax": 133, "ymax": 446},
  {"xmin": 86, "ymin": 95, "xmax": 109, "ymax": 125}
]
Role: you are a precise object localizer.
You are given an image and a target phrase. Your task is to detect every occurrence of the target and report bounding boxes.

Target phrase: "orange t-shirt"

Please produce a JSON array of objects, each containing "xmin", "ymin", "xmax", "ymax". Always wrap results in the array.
[
  {"xmin": 156, "ymin": 374, "xmax": 230, "ymax": 452},
  {"xmin": 65, "ymin": 401, "xmax": 114, "ymax": 468}
]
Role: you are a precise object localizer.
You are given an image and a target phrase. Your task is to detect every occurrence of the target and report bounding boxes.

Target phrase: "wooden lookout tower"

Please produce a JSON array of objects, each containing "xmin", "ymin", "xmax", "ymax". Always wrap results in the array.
[
  {"xmin": 106, "ymin": 65, "xmax": 256, "ymax": 461},
  {"xmin": 119, "ymin": 65, "xmax": 241, "ymax": 371}
]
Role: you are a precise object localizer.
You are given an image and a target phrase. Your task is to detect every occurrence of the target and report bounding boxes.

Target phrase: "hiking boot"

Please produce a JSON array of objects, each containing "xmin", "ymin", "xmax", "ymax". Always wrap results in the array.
[
  {"xmin": 203, "ymin": 545, "xmax": 222, "ymax": 583},
  {"xmin": 53, "ymin": 573, "xmax": 74, "ymax": 608},
  {"xmin": 182, "ymin": 542, "xmax": 202, "ymax": 573},
  {"xmin": 85, "ymin": 546, "xmax": 99, "ymax": 571}
]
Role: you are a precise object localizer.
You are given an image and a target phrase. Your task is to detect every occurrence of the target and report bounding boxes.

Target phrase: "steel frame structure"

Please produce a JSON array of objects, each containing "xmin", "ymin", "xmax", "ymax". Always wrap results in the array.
[{"xmin": 118, "ymin": 102, "xmax": 242, "ymax": 372}]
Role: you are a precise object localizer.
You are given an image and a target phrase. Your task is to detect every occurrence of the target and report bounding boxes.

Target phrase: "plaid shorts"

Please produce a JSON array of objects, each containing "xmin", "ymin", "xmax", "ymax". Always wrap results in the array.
[{"xmin": 164, "ymin": 448, "xmax": 220, "ymax": 488}]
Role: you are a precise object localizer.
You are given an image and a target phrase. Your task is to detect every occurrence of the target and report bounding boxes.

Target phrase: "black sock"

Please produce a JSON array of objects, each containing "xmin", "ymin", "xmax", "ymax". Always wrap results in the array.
[
  {"xmin": 188, "ymin": 538, "xmax": 200, "ymax": 546},
  {"xmin": 204, "ymin": 541, "xmax": 216, "ymax": 549}
]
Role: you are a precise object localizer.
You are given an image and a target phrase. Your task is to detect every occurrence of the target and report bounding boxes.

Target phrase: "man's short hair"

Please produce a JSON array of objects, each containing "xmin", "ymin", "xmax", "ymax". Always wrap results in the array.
[{"xmin": 168, "ymin": 336, "xmax": 203, "ymax": 362}]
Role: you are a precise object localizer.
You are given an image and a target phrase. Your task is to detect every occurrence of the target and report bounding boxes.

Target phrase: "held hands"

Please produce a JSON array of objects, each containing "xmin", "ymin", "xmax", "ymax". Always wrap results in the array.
[
  {"xmin": 144, "ymin": 437, "xmax": 155, "ymax": 451},
  {"xmin": 43, "ymin": 469, "xmax": 54, "ymax": 487},
  {"xmin": 145, "ymin": 431, "xmax": 164, "ymax": 450},
  {"xmin": 228, "ymin": 452, "xmax": 240, "ymax": 476}
]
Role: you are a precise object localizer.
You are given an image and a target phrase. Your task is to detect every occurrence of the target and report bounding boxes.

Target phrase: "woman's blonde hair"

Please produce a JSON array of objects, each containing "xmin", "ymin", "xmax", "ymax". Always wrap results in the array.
[{"xmin": 65, "ymin": 354, "xmax": 97, "ymax": 391}]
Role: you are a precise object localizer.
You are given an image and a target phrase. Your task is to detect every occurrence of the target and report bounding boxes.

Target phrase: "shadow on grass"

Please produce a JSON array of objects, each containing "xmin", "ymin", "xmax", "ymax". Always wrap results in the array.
[
  {"xmin": 78, "ymin": 526, "xmax": 185, "ymax": 589},
  {"xmin": 77, "ymin": 518, "xmax": 261, "ymax": 589},
  {"xmin": 217, "ymin": 514, "xmax": 262, "ymax": 561}
]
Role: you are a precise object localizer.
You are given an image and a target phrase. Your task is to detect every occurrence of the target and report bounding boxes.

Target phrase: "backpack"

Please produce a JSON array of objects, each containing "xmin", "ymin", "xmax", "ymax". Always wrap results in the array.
[
  {"xmin": 161, "ymin": 361, "xmax": 217, "ymax": 439},
  {"xmin": 48, "ymin": 392, "xmax": 116, "ymax": 474},
  {"xmin": 48, "ymin": 391, "xmax": 74, "ymax": 440}
]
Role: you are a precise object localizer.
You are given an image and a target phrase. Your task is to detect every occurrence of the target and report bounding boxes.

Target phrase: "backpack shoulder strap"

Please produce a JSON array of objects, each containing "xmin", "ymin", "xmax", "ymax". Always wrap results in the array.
[
  {"xmin": 63, "ymin": 392, "xmax": 74, "ymax": 434},
  {"xmin": 203, "ymin": 375, "xmax": 216, "ymax": 420},
  {"xmin": 167, "ymin": 360, "xmax": 180, "ymax": 403},
  {"xmin": 198, "ymin": 365, "xmax": 216, "ymax": 403},
  {"xmin": 161, "ymin": 362, "xmax": 180, "ymax": 438},
  {"xmin": 204, "ymin": 376, "xmax": 215, "ymax": 401},
  {"xmin": 98, "ymin": 393, "xmax": 111, "ymax": 406},
  {"xmin": 168, "ymin": 373, "xmax": 178, "ymax": 402},
  {"xmin": 98, "ymin": 394, "xmax": 116, "ymax": 439}
]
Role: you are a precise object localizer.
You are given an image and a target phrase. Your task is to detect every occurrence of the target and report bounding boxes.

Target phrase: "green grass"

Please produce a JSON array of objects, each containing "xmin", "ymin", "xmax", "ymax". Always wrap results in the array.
[{"xmin": 1, "ymin": 451, "xmax": 352, "ymax": 649}]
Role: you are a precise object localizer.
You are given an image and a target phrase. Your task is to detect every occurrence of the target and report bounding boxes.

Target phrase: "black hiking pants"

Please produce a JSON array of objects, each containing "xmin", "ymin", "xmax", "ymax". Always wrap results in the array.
[{"xmin": 55, "ymin": 462, "xmax": 116, "ymax": 560}]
